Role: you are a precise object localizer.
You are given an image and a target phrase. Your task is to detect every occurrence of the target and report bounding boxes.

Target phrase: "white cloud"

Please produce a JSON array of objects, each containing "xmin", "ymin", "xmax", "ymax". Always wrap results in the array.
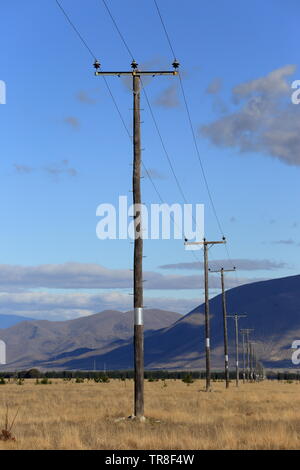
[
  {"xmin": 0, "ymin": 263, "xmax": 263, "ymax": 320},
  {"xmin": 0, "ymin": 262, "xmax": 198, "ymax": 290},
  {"xmin": 0, "ymin": 291, "xmax": 199, "ymax": 319},
  {"xmin": 160, "ymin": 258, "xmax": 288, "ymax": 271},
  {"xmin": 201, "ymin": 65, "xmax": 300, "ymax": 166},
  {"xmin": 232, "ymin": 65, "xmax": 296, "ymax": 100},
  {"xmin": 0, "ymin": 262, "xmax": 259, "ymax": 291}
]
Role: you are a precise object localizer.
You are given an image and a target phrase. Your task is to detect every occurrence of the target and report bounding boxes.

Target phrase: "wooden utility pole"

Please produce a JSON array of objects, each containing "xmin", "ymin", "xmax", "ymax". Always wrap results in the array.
[
  {"xmin": 240, "ymin": 329, "xmax": 247, "ymax": 384},
  {"xmin": 185, "ymin": 238, "xmax": 226, "ymax": 391},
  {"xmin": 249, "ymin": 341, "xmax": 257, "ymax": 382},
  {"xmin": 249, "ymin": 342, "xmax": 253, "ymax": 381},
  {"xmin": 95, "ymin": 60, "xmax": 178, "ymax": 418},
  {"xmin": 242, "ymin": 328, "xmax": 254, "ymax": 382},
  {"xmin": 209, "ymin": 267, "xmax": 236, "ymax": 389},
  {"xmin": 228, "ymin": 314, "xmax": 246, "ymax": 387}
]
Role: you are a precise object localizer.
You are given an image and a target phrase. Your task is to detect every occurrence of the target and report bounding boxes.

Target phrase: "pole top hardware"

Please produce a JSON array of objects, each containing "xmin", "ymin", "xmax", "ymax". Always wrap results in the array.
[
  {"xmin": 172, "ymin": 59, "xmax": 180, "ymax": 69},
  {"xmin": 131, "ymin": 60, "xmax": 138, "ymax": 70},
  {"xmin": 93, "ymin": 59, "xmax": 101, "ymax": 70}
]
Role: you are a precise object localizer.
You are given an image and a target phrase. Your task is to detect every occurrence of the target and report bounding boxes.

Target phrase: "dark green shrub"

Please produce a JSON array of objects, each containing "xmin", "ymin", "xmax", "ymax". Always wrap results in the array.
[
  {"xmin": 182, "ymin": 374, "xmax": 194, "ymax": 385},
  {"xmin": 16, "ymin": 378, "xmax": 24, "ymax": 386},
  {"xmin": 39, "ymin": 377, "xmax": 52, "ymax": 385},
  {"xmin": 75, "ymin": 377, "xmax": 84, "ymax": 383}
]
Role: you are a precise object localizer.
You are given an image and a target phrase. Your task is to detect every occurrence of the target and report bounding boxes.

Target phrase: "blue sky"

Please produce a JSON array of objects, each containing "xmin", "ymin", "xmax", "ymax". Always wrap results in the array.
[{"xmin": 0, "ymin": 0, "xmax": 299, "ymax": 320}]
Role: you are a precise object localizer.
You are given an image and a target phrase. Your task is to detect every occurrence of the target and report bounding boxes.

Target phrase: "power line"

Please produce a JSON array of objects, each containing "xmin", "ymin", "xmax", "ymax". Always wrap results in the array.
[
  {"xmin": 101, "ymin": 0, "xmax": 135, "ymax": 61},
  {"xmin": 55, "ymin": 0, "xmax": 202, "ymax": 261},
  {"xmin": 99, "ymin": 1, "xmax": 191, "ymax": 208},
  {"xmin": 99, "ymin": 1, "xmax": 204, "ymax": 245},
  {"xmin": 153, "ymin": 0, "xmax": 177, "ymax": 60},
  {"xmin": 152, "ymin": 0, "xmax": 225, "ymax": 237},
  {"xmin": 55, "ymin": 0, "xmax": 97, "ymax": 59},
  {"xmin": 140, "ymin": 82, "xmax": 203, "ymax": 261},
  {"xmin": 141, "ymin": 82, "xmax": 190, "ymax": 206},
  {"xmin": 152, "ymin": 0, "xmax": 242, "ymax": 279},
  {"xmin": 178, "ymin": 73, "xmax": 225, "ymax": 237},
  {"xmin": 54, "ymin": 0, "xmax": 167, "ymax": 208}
]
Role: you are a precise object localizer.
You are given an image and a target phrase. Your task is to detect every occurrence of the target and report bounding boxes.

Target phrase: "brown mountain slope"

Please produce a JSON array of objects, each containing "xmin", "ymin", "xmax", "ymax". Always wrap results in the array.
[
  {"xmin": 0, "ymin": 309, "xmax": 181, "ymax": 369},
  {"xmin": 39, "ymin": 274, "xmax": 300, "ymax": 371}
]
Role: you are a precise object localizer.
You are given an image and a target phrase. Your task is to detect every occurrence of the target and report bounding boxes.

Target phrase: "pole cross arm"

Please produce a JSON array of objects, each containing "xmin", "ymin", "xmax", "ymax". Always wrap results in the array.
[
  {"xmin": 228, "ymin": 314, "xmax": 247, "ymax": 318},
  {"xmin": 185, "ymin": 240, "xmax": 226, "ymax": 246},
  {"xmin": 95, "ymin": 70, "xmax": 178, "ymax": 76},
  {"xmin": 209, "ymin": 267, "xmax": 236, "ymax": 273}
]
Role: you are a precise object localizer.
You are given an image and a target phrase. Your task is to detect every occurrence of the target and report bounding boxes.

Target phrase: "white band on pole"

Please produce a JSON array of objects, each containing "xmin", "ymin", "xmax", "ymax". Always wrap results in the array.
[
  {"xmin": 134, "ymin": 307, "xmax": 143, "ymax": 325},
  {"xmin": 225, "ymin": 355, "xmax": 228, "ymax": 362},
  {"xmin": 236, "ymin": 361, "xmax": 239, "ymax": 366},
  {"xmin": 206, "ymin": 338, "xmax": 210, "ymax": 348}
]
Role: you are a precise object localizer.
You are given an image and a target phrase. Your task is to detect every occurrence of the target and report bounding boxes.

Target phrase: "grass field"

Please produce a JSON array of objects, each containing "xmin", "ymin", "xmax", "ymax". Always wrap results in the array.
[{"xmin": 0, "ymin": 378, "xmax": 299, "ymax": 450}]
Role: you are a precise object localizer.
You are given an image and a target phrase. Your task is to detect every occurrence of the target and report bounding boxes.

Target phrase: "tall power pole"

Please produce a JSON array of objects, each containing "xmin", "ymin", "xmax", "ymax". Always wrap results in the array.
[
  {"xmin": 95, "ymin": 59, "xmax": 178, "ymax": 418},
  {"xmin": 185, "ymin": 238, "xmax": 226, "ymax": 391},
  {"xmin": 209, "ymin": 267, "xmax": 236, "ymax": 389},
  {"xmin": 228, "ymin": 314, "xmax": 247, "ymax": 387}
]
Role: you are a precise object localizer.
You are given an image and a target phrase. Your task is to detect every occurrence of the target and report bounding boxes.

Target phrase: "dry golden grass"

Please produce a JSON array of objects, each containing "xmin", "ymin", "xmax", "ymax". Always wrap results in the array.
[{"xmin": 0, "ymin": 378, "xmax": 299, "ymax": 450}]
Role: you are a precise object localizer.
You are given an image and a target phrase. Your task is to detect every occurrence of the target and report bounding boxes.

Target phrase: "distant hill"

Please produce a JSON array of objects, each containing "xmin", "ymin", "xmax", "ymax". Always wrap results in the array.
[
  {"xmin": 0, "ymin": 309, "xmax": 181, "ymax": 370},
  {"xmin": 0, "ymin": 314, "xmax": 34, "ymax": 329},
  {"xmin": 32, "ymin": 274, "xmax": 300, "ymax": 371},
  {"xmin": 1, "ymin": 275, "xmax": 300, "ymax": 371}
]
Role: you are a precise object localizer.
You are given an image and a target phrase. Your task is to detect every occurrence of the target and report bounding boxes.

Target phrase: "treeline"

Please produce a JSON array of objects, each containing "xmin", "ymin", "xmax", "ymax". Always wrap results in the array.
[
  {"xmin": 0, "ymin": 368, "xmax": 299, "ymax": 381},
  {"xmin": 0, "ymin": 369, "xmax": 206, "ymax": 380}
]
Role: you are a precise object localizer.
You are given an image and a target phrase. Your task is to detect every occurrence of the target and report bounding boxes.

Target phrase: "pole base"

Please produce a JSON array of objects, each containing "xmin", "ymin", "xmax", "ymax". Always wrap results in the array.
[{"xmin": 128, "ymin": 415, "xmax": 146, "ymax": 423}]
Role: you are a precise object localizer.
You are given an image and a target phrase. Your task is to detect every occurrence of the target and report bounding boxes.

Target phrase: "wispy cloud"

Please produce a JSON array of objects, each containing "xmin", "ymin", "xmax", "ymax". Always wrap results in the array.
[
  {"xmin": 14, "ymin": 160, "xmax": 77, "ymax": 179},
  {"xmin": 201, "ymin": 65, "xmax": 300, "ymax": 166},
  {"xmin": 0, "ymin": 262, "xmax": 257, "ymax": 291},
  {"xmin": 271, "ymin": 239, "xmax": 300, "ymax": 246},
  {"xmin": 43, "ymin": 159, "xmax": 77, "ymax": 178},
  {"xmin": 155, "ymin": 84, "xmax": 179, "ymax": 108},
  {"xmin": 143, "ymin": 167, "xmax": 166, "ymax": 180},
  {"xmin": 0, "ymin": 262, "xmax": 266, "ymax": 320},
  {"xmin": 76, "ymin": 91, "xmax": 96, "ymax": 104},
  {"xmin": 0, "ymin": 291, "xmax": 199, "ymax": 319},
  {"xmin": 64, "ymin": 116, "xmax": 80, "ymax": 129},
  {"xmin": 206, "ymin": 78, "xmax": 222, "ymax": 94},
  {"xmin": 13, "ymin": 164, "xmax": 33, "ymax": 174},
  {"xmin": 160, "ymin": 258, "xmax": 288, "ymax": 271}
]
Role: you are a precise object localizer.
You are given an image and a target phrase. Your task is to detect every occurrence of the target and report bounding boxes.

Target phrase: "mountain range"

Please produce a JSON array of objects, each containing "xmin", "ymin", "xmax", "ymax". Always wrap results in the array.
[
  {"xmin": 0, "ymin": 274, "xmax": 299, "ymax": 370},
  {"xmin": 0, "ymin": 309, "xmax": 181, "ymax": 370}
]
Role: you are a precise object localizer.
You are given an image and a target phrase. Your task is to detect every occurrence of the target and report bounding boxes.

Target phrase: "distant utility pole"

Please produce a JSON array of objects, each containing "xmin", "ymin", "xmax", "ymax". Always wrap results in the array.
[
  {"xmin": 242, "ymin": 328, "xmax": 254, "ymax": 382},
  {"xmin": 209, "ymin": 267, "xmax": 236, "ymax": 389},
  {"xmin": 185, "ymin": 238, "xmax": 226, "ymax": 392},
  {"xmin": 95, "ymin": 59, "xmax": 178, "ymax": 418},
  {"xmin": 240, "ymin": 329, "xmax": 248, "ymax": 384},
  {"xmin": 249, "ymin": 341, "xmax": 257, "ymax": 382},
  {"xmin": 228, "ymin": 314, "xmax": 247, "ymax": 387}
]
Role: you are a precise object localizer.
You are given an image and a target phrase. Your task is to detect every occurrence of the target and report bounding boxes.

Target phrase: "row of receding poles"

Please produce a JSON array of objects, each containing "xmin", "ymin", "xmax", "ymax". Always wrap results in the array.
[
  {"xmin": 94, "ymin": 58, "xmax": 262, "ymax": 418},
  {"xmin": 185, "ymin": 241, "xmax": 263, "ymax": 389},
  {"xmin": 185, "ymin": 241, "xmax": 260, "ymax": 390}
]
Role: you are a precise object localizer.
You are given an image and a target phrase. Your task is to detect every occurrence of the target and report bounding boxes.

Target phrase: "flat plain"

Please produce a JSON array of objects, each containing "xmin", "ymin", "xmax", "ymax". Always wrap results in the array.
[{"xmin": 0, "ymin": 378, "xmax": 299, "ymax": 450}]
